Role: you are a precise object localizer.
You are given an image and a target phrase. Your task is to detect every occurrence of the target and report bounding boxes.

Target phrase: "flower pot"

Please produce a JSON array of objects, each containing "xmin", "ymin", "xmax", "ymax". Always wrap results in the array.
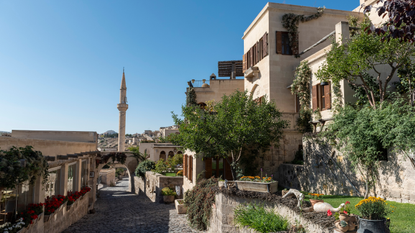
[
  {"xmin": 339, "ymin": 213, "xmax": 350, "ymax": 222},
  {"xmin": 357, "ymin": 217, "xmax": 389, "ymax": 233},
  {"xmin": 163, "ymin": 195, "xmax": 175, "ymax": 204},
  {"xmin": 309, "ymin": 199, "xmax": 324, "ymax": 206},
  {"xmin": 334, "ymin": 220, "xmax": 349, "ymax": 233},
  {"xmin": 175, "ymin": 199, "xmax": 187, "ymax": 214}
]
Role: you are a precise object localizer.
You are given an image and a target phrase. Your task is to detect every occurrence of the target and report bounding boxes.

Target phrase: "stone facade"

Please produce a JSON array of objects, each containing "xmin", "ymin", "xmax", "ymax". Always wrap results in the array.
[
  {"xmin": 208, "ymin": 192, "xmax": 335, "ymax": 233},
  {"xmin": 139, "ymin": 143, "xmax": 182, "ymax": 162},
  {"xmin": 99, "ymin": 168, "xmax": 116, "ymax": 185},
  {"xmin": 134, "ymin": 171, "xmax": 184, "ymax": 203},
  {"xmin": 191, "ymin": 79, "xmax": 244, "ymax": 104},
  {"xmin": 276, "ymin": 137, "xmax": 415, "ymax": 204}
]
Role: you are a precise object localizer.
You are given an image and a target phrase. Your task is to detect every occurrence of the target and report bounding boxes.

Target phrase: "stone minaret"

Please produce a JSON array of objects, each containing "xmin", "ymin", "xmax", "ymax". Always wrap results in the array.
[{"xmin": 117, "ymin": 69, "xmax": 128, "ymax": 152}]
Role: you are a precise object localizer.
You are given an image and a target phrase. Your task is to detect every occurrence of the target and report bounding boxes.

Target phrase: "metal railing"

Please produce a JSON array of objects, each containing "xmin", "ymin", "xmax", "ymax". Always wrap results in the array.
[{"xmin": 190, "ymin": 80, "xmax": 210, "ymax": 88}]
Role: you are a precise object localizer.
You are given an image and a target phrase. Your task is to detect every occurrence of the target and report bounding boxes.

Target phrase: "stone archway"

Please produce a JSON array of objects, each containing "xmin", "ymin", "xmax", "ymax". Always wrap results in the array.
[
  {"xmin": 168, "ymin": 151, "xmax": 174, "ymax": 158},
  {"xmin": 160, "ymin": 151, "xmax": 166, "ymax": 161}
]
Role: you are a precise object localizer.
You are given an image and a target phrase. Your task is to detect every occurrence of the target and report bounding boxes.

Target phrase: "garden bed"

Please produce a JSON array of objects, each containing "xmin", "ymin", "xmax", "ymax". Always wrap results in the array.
[{"xmin": 212, "ymin": 186, "xmax": 336, "ymax": 229}]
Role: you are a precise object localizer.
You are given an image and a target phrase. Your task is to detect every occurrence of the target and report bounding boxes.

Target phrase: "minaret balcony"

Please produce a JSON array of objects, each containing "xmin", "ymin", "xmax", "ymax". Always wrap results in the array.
[{"xmin": 117, "ymin": 103, "xmax": 129, "ymax": 111}]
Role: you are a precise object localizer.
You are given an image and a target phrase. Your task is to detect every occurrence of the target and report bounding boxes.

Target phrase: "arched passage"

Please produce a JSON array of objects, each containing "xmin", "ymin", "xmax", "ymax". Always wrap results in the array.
[{"xmin": 160, "ymin": 151, "xmax": 166, "ymax": 161}]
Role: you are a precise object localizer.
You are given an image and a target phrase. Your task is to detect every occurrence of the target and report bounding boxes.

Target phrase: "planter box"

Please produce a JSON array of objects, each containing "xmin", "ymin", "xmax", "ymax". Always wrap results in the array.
[
  {"xmin": 235, "ymin": 181, "xmax": 278, "ymax": 193},
  {"xmin": 175, "ymin": 199, "xmax": 187, "ymax": 214},
  {"xmin": 163, "ymin": 195, "xmax": 175, "ymax": 204}
]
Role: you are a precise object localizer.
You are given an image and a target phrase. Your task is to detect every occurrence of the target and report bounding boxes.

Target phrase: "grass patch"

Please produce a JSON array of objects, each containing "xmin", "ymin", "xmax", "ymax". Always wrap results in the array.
[
  {"xmin": 164, "ymin": 172, "xmax": 177, "ymax": 177},
  {"xmin": 301, "ymin": 193, "xmax": 415, "ymax": 233},
  {"xmin": 234, "ymin": 203, "xmax": 288, "ymax": 233}
]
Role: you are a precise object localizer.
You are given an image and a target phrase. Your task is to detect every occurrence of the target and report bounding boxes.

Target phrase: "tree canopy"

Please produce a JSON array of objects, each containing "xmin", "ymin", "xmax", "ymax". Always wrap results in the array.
[{"xmin": 170, "ymin": 90, "xmax": 287, "ymax": 179}]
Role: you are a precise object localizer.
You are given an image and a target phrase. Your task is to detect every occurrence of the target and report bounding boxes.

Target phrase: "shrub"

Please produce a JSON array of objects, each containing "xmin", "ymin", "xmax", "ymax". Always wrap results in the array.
[
  {"xmin": 184, "ymin": 177, "xmax": 218, "ymax": 231},
  {"xmin": 355, "ymin": 196, "xmax": 396, "ymax": 220},
  {"xmin": 234, "ymin": 203, "xmax": 288, "ymax": 233},
  {"xmin": 161, "ymin": 187, "xmax": 176, "ymax": 196},
  {"xmin": 153, "ymin": 159, "xmax": 168, "ymax": 174},
  {"xmin": 170, "ymin": 153, "xmax": 183, "ymax": 167},
  {"xmin": 135, "ymin": 160, "xmax": 155, "ymax": 177}
]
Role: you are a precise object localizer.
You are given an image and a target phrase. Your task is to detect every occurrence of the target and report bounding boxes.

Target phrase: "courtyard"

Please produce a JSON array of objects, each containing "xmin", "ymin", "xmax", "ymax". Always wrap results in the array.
[{"xmin": 62, "ymin": 178, "xmax": 196, "ymax": 233}]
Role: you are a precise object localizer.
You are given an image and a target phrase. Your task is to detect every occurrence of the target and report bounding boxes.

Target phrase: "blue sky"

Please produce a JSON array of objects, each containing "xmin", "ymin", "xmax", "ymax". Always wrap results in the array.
[{"xmin": 0, "ymin": 0, "xmax": 359, "ymax": 134}]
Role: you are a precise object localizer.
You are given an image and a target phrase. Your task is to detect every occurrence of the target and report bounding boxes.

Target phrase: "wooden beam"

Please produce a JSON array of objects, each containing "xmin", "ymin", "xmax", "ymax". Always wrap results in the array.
[
  {"xmin": 57, "ymin": 155, "xmax": 68, "ymax": 160},
  {"xmin": 45, "ymin": 156, "xmax": 56, "ymax": 161}
]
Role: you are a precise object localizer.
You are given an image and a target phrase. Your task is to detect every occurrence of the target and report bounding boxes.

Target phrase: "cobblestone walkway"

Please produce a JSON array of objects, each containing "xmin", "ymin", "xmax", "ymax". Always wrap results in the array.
[{"xmin": 62, "ymin": 178, "xmax": 198, "ymax": 233}]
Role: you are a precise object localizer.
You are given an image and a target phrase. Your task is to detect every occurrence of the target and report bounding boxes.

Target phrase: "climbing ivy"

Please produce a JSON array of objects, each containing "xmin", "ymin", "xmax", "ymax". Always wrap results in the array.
[
  {"xmin": 282, "ymin": 7, "xmax": 324, "ymax": 57},
  {"xmin": 291, "ymin": 61, "xmax": 312, "ymax": 133}
]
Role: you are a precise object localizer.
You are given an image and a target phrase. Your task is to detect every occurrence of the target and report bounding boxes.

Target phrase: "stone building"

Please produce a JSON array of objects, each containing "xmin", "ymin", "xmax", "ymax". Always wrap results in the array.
[{"xmin": 139, "ymin": 142, "xmax": 182, "ymax": 162}]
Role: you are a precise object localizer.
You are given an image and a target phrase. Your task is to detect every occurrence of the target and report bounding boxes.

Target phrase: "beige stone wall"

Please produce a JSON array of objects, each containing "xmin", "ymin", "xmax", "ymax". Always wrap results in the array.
[
  {"xmin": 99, "ymin": 169, "xmax": 116, "ymax": 185},
  {"xmin": 0, "ymin": 137, "xmax": 97, "ymax": 157},
  {"xmin": 354, "ymin": 0, "xmax": 386, "ymax": 26},
  {"xmin": 280, "ymin": 137, "xmax": 415, "ymax": 204},
  {"xmin": 194, "ymin": 79, "xmax": 244, "ymax": 104},
  {"xmin": 182, "ymin": 150, "xmax": 204, "ymax": 194},
  {"xmin": 12, "ymin": 130, "xmax": 97, "ymax": 143},
  {"xmin": 139, "ymin": 171, "xmax": 184, "ymax": 203},
  {"xmin": 139, "ymin": 143, "xmax": 181, "ymax": 162}
]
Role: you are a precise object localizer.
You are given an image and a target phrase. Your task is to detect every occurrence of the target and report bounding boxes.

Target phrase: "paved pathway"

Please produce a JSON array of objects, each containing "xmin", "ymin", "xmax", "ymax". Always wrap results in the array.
[{"xmin": 62, "ymin": 178, "xmax": 198, "ymax": 233}]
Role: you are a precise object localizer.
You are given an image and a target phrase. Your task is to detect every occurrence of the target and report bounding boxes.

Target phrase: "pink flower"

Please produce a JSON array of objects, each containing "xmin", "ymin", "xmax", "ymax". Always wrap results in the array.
[
  {"xmin": 327, "ymin": 210, "xmax": 332, "ymax": 216},
  {"xmin": 344, "ymin": 211, "xmax": 348, "ymax": 214},
  {"xmin": 345, "ymin": 201, "xmax": 350, "ymax": 205}
]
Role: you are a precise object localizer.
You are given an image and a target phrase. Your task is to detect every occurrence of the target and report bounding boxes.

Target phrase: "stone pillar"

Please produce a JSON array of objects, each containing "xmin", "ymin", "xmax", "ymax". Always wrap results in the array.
[
  {"xmin": 117, "ymin": 109, "xmax": 127, "ymax": 151},
  {"xmin": 60, "ymin": 163, "xmax": 68, "ymax": 195},
  {"xmin": 76, "ymin": 159, "xmax": 82, "ymax": 191}
]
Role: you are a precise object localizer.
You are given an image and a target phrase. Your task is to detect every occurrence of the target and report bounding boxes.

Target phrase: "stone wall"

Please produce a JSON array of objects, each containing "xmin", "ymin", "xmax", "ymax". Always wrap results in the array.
[
  {"xmin": 22, "ymin": 192, "xmax": 90, "ymax": 233},
  {"xmin": 208, "ymin": 192, "xmax": 334, "ymax": 233},
  {"xmin": 276, "ymin": 137, "xmax": 415, "ymax": 204},
  {"xmin": 11, "ymin": 130, "xmax": 97, "ymax": 143},
  {"xmin": 0, "ymin": 137, "xmax": 96, "ymax": 157},
  {"xmin": 99, "ymin": 169, "xmax": 116, "ymax": 185},
  {"xmin": 135, "ymin": 172, "xmax": 184, "ymax": 202}
]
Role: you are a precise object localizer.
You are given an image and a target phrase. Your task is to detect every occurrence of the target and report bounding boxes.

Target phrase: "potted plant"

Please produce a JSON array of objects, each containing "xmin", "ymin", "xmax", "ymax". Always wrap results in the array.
[
  {"xmin": 161, "ymin": 187, "xmax": 176, "ymax": 204},
  {"xmin": 355, "ymin": 196, "xmax": 395, "ymax": 233},
  {"xmin": 236, "ymin": 174, "xmax": 278, "ymax": 193},
  {"xmin": 175, "ymin": 199, "xmax": 187, "ymax": 214},
  {"xmin": 308, "ymin": 193, "xmax": 324, "ymax": 206}
]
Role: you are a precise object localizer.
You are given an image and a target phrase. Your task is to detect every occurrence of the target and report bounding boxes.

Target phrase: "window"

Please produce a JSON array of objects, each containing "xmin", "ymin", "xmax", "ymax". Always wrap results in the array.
[
  {"xmin": 276, "ymin": 31, "xmax": 297, "ymax": 55},
  {"xmin": 81, "ymin": 160, "xmax": 88, "ymax": 187},
  {"xmin": 243, "ymin": 32, "xmax": 269, "ymax": 72},
  {"xmin": 204, "ymin": 157, "xmax": 233, "ymax": 180},
  {"xmin": 46, "ymin": 167, "xmax": 61, "ymax": 197},
  {"xmin": 67, "ymin": 163, "xmax": 76, "ymax": 192},
  {"xmin": 312, "ymin": 82, "xmax": 331, "ymax": 111}
]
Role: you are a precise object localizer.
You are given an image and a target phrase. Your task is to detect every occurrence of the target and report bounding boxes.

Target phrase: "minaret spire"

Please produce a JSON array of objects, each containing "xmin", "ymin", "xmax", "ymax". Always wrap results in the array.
[{"xmin": 117, "ymin": 68, "xmax": 128, "ymax": 152}]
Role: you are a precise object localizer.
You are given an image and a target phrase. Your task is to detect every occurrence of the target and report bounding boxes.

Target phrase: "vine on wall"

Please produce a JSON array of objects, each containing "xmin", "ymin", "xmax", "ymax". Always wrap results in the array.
[
  {"xmin": 282, "ymin": 7, "xmax": 324, "ymax": 57},
  {"xmin": 291, "ymin": 61, "xmax": 313, "ymax": 133}
]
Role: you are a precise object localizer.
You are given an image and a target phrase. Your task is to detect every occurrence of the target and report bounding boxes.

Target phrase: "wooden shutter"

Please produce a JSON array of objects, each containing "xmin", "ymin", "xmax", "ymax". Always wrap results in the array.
[
  {"xmin": 250, "ymin": 47, "xmax": 254, "ymax": 67},
  {"xmin": 276, "ymin": 31, "xmax": 282, "ymax": 54},
  {"xmin": 205, "ymin": 158, "xmax": 212, "ymax": 179},
  {"xmin": 256, "ymin": 41, "xmax": 260, "ymax": 64},
  {"xmin": 189, "ymin": 155, "xmax": 193, "ymax": 182},
  {"xmin": 224, "ymin": 158, "xmax": 233, "ymax": 180},
  {"xmin": 183, "ymin": 154, "xmax": 187, "ymax": 178},
  {"xmin": 263, "ymin": 32, "xmax": 268, "ymax": 57},
  {"xmin": 242, "ymin": 53, "xmax": 247, "ymax": 73},
  {"xmin": 312, "ymin": 85, "xmax": 318, "ymax": 111},
  {"xmin": 325, "ymin": 82, "xmax": 331, "ymax": 109}
]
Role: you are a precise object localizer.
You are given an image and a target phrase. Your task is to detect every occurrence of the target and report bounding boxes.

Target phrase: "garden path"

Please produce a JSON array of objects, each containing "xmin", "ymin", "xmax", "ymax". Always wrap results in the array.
[{"xmin": 62, "ymin": 178, "xmax": 197, "ymax": 233}]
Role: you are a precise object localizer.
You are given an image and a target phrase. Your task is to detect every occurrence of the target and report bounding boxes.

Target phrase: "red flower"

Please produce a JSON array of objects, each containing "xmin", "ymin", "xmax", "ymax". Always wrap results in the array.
[
  {"xmin": 327, "ymin": 210, "xmax": 332, "ymax": 216},
  {"xmin": 343, "ymin": 211, "xmax": 348, "ymax": 214},
  {"xmin": 345, "ymin": 201, "xmax": 350, "ymax": 205}
]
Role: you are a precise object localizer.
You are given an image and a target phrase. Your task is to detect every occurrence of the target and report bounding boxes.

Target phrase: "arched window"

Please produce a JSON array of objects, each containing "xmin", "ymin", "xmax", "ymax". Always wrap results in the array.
[
  {"xmin": 168, "ymin": 151, "xmax": 174, "ymax": 158},
  {"xmin": 160, "ymin": 151, "xmax": 166, "ymax": 161}
]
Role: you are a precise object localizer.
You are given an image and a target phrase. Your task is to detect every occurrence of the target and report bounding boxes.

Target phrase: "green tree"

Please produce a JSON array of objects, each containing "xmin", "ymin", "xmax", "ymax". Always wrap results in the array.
[
  {"xmin": 170, "ymin": 90, "xmax": 288, "ymax": 179},
  {"xmin": 323, "ymin": 100, "xmax": 415, "ymax": 198},
  {"xmin": 128, "ymin": 146, "xmax": 147, "ymax": 162},
  {"xmin": 316, "ymin": 21, "xmax": 415, "ymax": 109}
]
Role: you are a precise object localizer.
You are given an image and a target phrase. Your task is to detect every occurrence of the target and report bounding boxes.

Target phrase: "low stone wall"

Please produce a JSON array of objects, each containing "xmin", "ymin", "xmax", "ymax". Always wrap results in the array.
[
  {"xmin": 44, "ymin": 191, "xmax": 90, "ymax": 233},
  {"xmin": 135, "ymin": 171, "xmax": 183, "ymax": 202},
  {"xmin": 208, "ymin": 190, "xmax": 335, "ymax": 233},
  {"xmin": 99, "ymin": 169, "xmax": 116, "ymax": 185},
  {"xmin": 21, "ymin": 192, "xmax": 90, "ymax": 233},
  {"xmin": 275, "ymin": 137, "xmax": 415, "ymax": 204}
]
